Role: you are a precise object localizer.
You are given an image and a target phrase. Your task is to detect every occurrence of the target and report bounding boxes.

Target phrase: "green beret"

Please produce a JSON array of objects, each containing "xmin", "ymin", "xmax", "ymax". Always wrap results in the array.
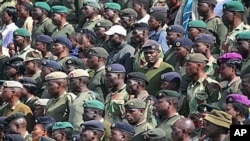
[
  {"xmin": 156, "ymin": 90, "xmax": 181, "ymax": 99},
  {"xmin": 83, "ymin": 100, "xmax": 105, "ymax": 110},
  {"xmin": 142, "ymin": 128, "xmax": 166, "ymax": 140},
  {"xmin": 236, "ymin": 31, "xmax": 250, "ymax": 41},
  {"xmin": 186, "ymin": 53, "xmax": 208, "ymax": 63},
  {"xmin": 104, "ymin": 2, "xmax": 121, "ymax": 11},
  {"xmin": 34, "ymin": 2, "xmax": 50, "ymax": 12},
  {"xmin": 13, "ymin": 28, "xmax": 30, "ymax": 37},
  {"xmin": 223, "ymin": 1, "xmax": 244, "ymax": 12},
  {"xmin": 51, "ymin": 5, "xmax": 68, "ymax": 14},
  {"xmin": 52, "ymin": 122, "xmax": 73, "ymax": 131},
  {"xmin": 188, "ymin": 20, "xmax": 207, "ymax": 29},
  {"xmin": 83, "ymin": 0, "xmax": 100, "ymax": 10},
  {"xmin": 124, "ymin": 99, "xmax": 146, "ymax": 109}
]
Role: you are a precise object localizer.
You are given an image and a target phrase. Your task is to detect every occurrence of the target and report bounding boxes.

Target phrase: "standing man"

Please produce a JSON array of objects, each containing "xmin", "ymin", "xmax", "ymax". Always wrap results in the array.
[
  {"xmin": 132, "ymin": 0, "xmax": 150, "ymax": 24},
  {"xmin": 104, "ymin": 64, "xmax": 129, "ymax": 123}
]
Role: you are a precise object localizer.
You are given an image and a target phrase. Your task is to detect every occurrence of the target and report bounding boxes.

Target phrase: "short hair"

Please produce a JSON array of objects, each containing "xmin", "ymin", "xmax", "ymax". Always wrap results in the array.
[
  {"xmin": 164, "ymin": 97, "xmax": 179, "ymax": 109},
  {"xmin": 133, "ymin": 0, "xmax": 149, "ymax": 10}
]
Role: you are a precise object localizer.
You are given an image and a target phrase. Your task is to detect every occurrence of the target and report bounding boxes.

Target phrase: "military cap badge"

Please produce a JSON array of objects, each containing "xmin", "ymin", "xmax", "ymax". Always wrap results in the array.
[
  {"xmin": 96, "ymin": 22, "xmax": 101, "ymax": 26},
  {"xmin": 152, "ymin": 45, "xmax": 155, "ymax": 49},
  {"xmin": 107, "ymin": 67, "xmax": 112, "ymax": 71},
  {"xmin": 175, "ymin": 41, "xmax": 181, "ymax": 47},
  {"xmin": 130, "ymin": 102, "xmax": 134, "ymax": 106},
  {"xmin": 161, "ymin": 74, "xmax": 164, "ymax": 80},
  {"xmin": 228, "ymin": 97, "xmax": 233, "ymax": 102},
  {"xmin": 111, "ymin": 123, "xmax": 116, "ymax": 128},
  {"xmin": 149, "ymin": 8, "xmax": 154, "ymax": 13}
]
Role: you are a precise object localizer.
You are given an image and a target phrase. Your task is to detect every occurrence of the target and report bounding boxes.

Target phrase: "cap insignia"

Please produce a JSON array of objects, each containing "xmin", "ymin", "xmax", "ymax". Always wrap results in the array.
[
  {"xmin": 111, "ymin": 123, "xmax": 116, "ymax": 127},
  {"xmin": 161, "ymin": 75, "xmax": 164, "ymax": 80},
  {"xmin": 149, "ymin": 9, "xmax": 153, "ymax": 13},
  {"xmin": 67, "ymin": 59, "xmax": 72, "ymax": 64},
  {"xmin": 175, "ymin": 41, "xmax": 181, "ymax": 47},
  {"xmin": 204, "ymin": 107, "xmax": 207, "ymax": 112},
  {"xmin": 152, "ymin": 45, "xmax": 155, "ymax": 49},
  {"xmin": 158, "ymin": 93, "xmax": 162, "ymax": 96},
  {"xmin": 143, "ymin": 134, "xmax": 147, "ymax": 140},
  {"xmin": 228, "ymin": 97, "xmax": 233, "ymax": 102},
  {"xmin": 130, "ymin": 102, "xmax": 134, "ymax": 106},
  {"xmin": 107, "ymin": 67, "xmax": 112, "ymax": 71},
  {"xmin": 96, "ymin": 23, "xmax": 101, "ymax": 26}
]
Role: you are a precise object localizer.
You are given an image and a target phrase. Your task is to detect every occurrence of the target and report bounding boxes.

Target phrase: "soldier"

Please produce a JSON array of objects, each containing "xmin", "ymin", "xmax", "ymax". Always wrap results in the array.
[
  {"xmin": 155, "ymin": 90, "xmax": 182, "ymax": 141},
  {"xmin": 110, "ymin": 122, "xmax": 135, "ymax": 141},
  {"xmin": 124, "ymin": 99, "xmax": 154, "ymax": 141},
  {"xmin": 5, "ymin": 57, "xmax": 25, "ymax": 81},
  {"xmin": 132, "ymin": 0, "xmax": 150, "ymax": 24},
  {"xmin": 164, "ymin": 25, "xmax": 185, "ymax": 67},
  {"xmin": 3, "ymin": 112, "xmax": 32, "ymax": 141},
  {"xmin": 105, "ymin": 25, "xmax": 135, "ymax": 73},
  {"xmin": 81, "ymin": 0, "xmax": 101, "ymax": 30},
  {"xmin": 50, "ymin": 6, "xmax": 75, "ymax": 38},
  {"xmin": 142, "ymin": 128, "xmax": 166, "ymax": 141},
  {"xmin": 82, "ymin": 100, "xmax": 111, "ymax": 141},
  {"xmin": 45, "ymin": 71, "xmax": 76, "ymax": 122},
  {"xmin": 34, "ymin": 35, "xmax": 55, "ymax": 60},
  {"xmin": 51, "ymin": 37, "xmax": 72, "ymax": 72},
  {"xmin": 193, "ymin": 33, "xmax": 217, "ymax": 77},
  {"xmin": 197, "ymin": 0, "xmax": 227, "ymax": 56},
  {"xmin": 104, "ymin": 64, "xmax": 129, "ymax": 123},
  {"xmin": 31, "ymin": 2, "xmax": 55, "ymax": 48},
  {"xmin": 236, "ymin": 31, "xmax": 250, "ymax": 76},
  {"xmin": 65, "ymin": 58, "xmax": 85, "ymax": 74},
  {"xmin": 225, "ymin": 94, "xmax": 250, "ymax": 125},
  {"xmin": 51, "ymin": 122, "xmax": 73, "ymax": 141},
  {"xmin": 187, "ymin": 20, "xmax": 207, "ymax": 41},
  {"xmin": 171, "ymin": 118, "xmax": 196, "ymax": 141},
  {"xmin": 103, "ymin": 2, "xmax": 121, "ymax": 24},
  {"xmin": 87, "ymin": 47, "xmax": 109, "ymax": 102},
  {"xmin": 241, "ymin": 73, "xmax": 250, "ymax": 99},
  {"xmin": 221, "ymin": 1, "xmax": 250, "ymax": 53},
  {"xmin": 79, "ymin": 120, "xmax": 105, "ymax": 141},
  {"xmin": 33, "ymin": 99, "xmax": 49, "ymax": 118},
  {"xmin": 13, "ymin": 28, "xmax": 34, "ymax": 59},
  {"xmin": 217, "ymin": 52, "xmax": 242, "ymax": 110},
  {"xmin": 185, "ymin": 53, "xmax": 221, "ymax": 115},
  {"xmin": 68, "ymin": 69, "xmax": 96, "ymax": 134},
  {"xmin": 138, "ymin": 40, "xmax": 174, "ymax": 96}
]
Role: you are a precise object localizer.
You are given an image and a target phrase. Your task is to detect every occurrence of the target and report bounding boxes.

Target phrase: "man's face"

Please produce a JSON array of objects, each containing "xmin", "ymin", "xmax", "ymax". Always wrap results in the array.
[
  {"xmin": 35, "ymin": 42, "xmax": 46, "ymax": 52},
  {"xmin": 52, "ymin": 130, "xmax": 64, "ymax": 141},
  {"xmin": 225, "ymin": 103, "xmax": 237, "ymax": 120},
  {"xmin": 193, "ymin": 42, "xmax": 207, "ymax": 54},
  {"xmin": 6, "ymin": 66, "xmax": 17, "ymax": 79},
  {"xmin": 187, "ymin": 28, "xmax": 199, "ymax": 40},
  {"xmin": 32, "ymin": 7, "xmax": 43, "ymax": 20},
  {"xmin": 32, "ymin": 124, "xmax": 45, "ymax": 141},
  {"xmin": 1, "ymin": 88, "xmax": 14, "ymax": 102},
  {"xmin": 103, "ymin": 9, "xmax": 115, "ymax": 21},
  {"xmin": 197, "ymin": 2, "xmax": 209, "ymax": 17},
  {"xmin": 171, "ymin": 122, "xmax": 184, "ymax": 141},
  {"xmin": 80, "ymin": 130, "xmax": 95, "ymax": 141},
  {"xmin": 25, "ymin": 61, "xmax": 36, "ymax": 75},
  {"xmin": 241, "ymin": 78, "xmax": 250, "ymax": 98},
  {"xmin": 105, "ymin": 73, "xmax": 119, "ymax": 88},
  {"xmin": 120, "ymin": 16, "xmax": 131, "ymax": 29},
  {"xmin": 110, "ymin": 129, "xmax": 123, "ymax": 141},
  {"xmin": 126, "ymin": 79, "xmax": 138, "ymax": 95},
  {"xmin": 34, "ymin": 105, "xmax": 45, "ymax": 118},
  {"xmin": 41, "ymin": 66, "xmax": 52, "ymax": 81},
  {"xmin": 160, "ymin": 81, "xmax": 172, "ymax": 90},
  {"xmin": 131, "ymin": 29, "xmax": 144, "ymax": 46},
  {"xmin": 94, "ymin": 27, "xmax": 106, "ymax": 39},
  {"xmin": 82, "ymin": 108, "xmax": 95, "ymax": 121},
  {"xmin": 6, "ymin": 121, "xmax": 18, "ymax": 134},
  {"xmin": 132, "ymin": 1, "xmax": 141, "ymax": 13},
  {"xmin": 185, "ymin": 61, "xmax": 198, "ymax": 77},
  {"xmin": 65, "ymin": 65, "xmax": 77, "ymax": 75},
  {"xmin": 52, "ymin": 43, "xmax": 64, "ymax": 56},
  {"xmin": 144, "ymin": 49, "xmax": 159, "ymax": 64},
  {"xmin": 87, "ymin": 55, "xmax": 99, "ymax": 69},
  {"xmin": 109, "ymin": 34, "xmax": 122, "ymax": 46},
  {"xmin": 69, "ymin": 78, "xmax": 81, "ymax": 93},
  {"xmin": 46, "ymin": 80, "xmax": 60, "ymax": 96},
  {"xmin": 51, "ymin": 13, "xmax": 62, "ymax": 25},
  {"xmin": 218, "ymin": 63, "xmax": 233, "ymax": 81},
  {"xmin": 222, "ymin": 11, "xmax": 234, "ymax": 25},
  {"xmin": 148, "ymin": 16, "xmax": 160, "ymax": 30},
  {"xmin": 167, "ymin": 32, "xmax": 179, "ymax": 45},
  {"xmin": 156, "ymin": 98, "xmax": 170, "ymax": 116},
  {"xmin": 204, "ymin": 121, "xmax": 220, "ymax": 138},
  {"xmin": 13, "ymin": 35, "xmax": 25, "ymax": 47},
  {"xmin": 174, "ymin": 47, "xmax": 188, "ymax": 60},
  {"xmin": 82, "ymin": 5, "xmax": 95, "ymax": 18},
  {"xmin": 125, "ymin": 108, "xmax": 143, "ymax": 125},
  {"xmin": 237, "ymin": 40, "xmax": 249, "ymax": 58}
]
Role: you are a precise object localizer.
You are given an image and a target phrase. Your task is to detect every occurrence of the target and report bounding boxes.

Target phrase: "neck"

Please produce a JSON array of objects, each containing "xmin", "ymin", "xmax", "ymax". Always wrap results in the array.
[
  {"xmin": 20, "ymin": 130, "xmax": 27, "ymax": 138},
  {"xmin": 19, "ymin": 43, "xmax": 29, "ymax": 51},
  {"xmin": 230, "ymin": 20, "xmax": 242, "ymax": 31},
  {"xmin": 205, "ymin": 52, "xmax": 211, "ymax": 59},
  {"xmin": 162, "ymin": 110, "xmax": 177, "ymax": 120},
  {"xmin": 26, "ymin": 93, "xmax": 34, "ymax": 99},
  {"xmin": 112, "ymin": 82, "xmax": 124, "ymax": 92},
  {"xmin": 9, "ymin": 99, "xmax": 19, "ymax": 108},
  {"xmin": 136, "ymin": 89, "xmax": 148, "ymax": 98},
  {"xmin": 94, "ymin": 63, "xmax": 105, "ymax": 71},
  {"xmin": 94, "ymin": 116, "xmax": 102, "ymax": 121},
  {"xmin": 79, "ymin": 85, "xmax": 89, "ymax": 93},
  {"xmin": 139, "ymin": 10, "xmax": 147, "ymax": 19},
  {"xmin": 58, "ymin": 20, "xmax": 67, "ymax": 30},
  {"xmin": 57, "ymin": 52, "xmax": 69, "ymax": 60},
  {"xmin": 37, "ymin": 16, "xmax": 46, "ymax": 23},
  {"xmin": 228, "ymin": 75, "xmax": 237, "ymax": 83},
  {"xmin": 89, "ymin": 14, "xmax": 98, "ymax": 21},
  {"xmin": 203, "ymin": 12, "xmax": 215, "ymax": 22},
  {"xmin": 192, "ymin": 72, "xmax": 206, "ymax": 82},
  {"xmin": 53, "ymin": 90, "xmax": 65, "ymax": 98}
]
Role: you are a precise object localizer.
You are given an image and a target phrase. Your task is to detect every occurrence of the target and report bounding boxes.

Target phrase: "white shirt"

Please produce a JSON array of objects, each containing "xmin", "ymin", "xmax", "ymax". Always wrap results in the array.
[
  {"xmin": 0, "ymin": 23, "xmax": 18, "ymax": 48},
  {"xmin": 137, "ymin": 14, "xmax": 150, "ymax": 24}
]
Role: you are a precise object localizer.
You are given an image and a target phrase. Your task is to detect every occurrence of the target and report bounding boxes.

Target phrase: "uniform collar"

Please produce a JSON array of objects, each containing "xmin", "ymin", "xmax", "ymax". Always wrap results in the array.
[{"xmin": 227, "ymin": 76, "xmax": 241, "ymax": 87}]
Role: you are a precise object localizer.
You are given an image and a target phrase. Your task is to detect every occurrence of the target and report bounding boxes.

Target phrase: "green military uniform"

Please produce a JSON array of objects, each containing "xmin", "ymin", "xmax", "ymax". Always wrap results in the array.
[
  {"xmin": 82, "ymin": 16, "xmax": 102, "ymax": 30},
  {"xmin": 142, "ymin": 128, "xmax": 166, "ymax": 141},
  {"xmin": 241, "ymin": 58, "xmax": 250, "ymax": 76},
  {"xmin": 24, "ymin": 132, "xmax": 32, "ymax": 141},
  {"xmin": 51, "ymin": 23, "xmax": 75, "ymax": 39},
  {"xmin": 103, "ymin": 120, "xmax": 111, "ymax": 141},
  {"xmin": 205, "ymin": 56, "xmax": 217, "ymax": 78},
  {"xmin": 163, "ymin": 48, "xmax": 177, "ymax": 67},
  {"xmin": 132, "ymin": 121, "xmax": 154, "ymax": 141}
]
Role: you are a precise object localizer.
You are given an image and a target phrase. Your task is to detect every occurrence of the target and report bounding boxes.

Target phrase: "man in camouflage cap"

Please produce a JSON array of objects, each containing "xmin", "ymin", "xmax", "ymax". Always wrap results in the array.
[
  {"xmin": 124, "ymin": 98, "xmax": 154, "ymax": 141},
  {"xmin": 221, "ymin": 0, "xmax": 250, "ymax": 53}
]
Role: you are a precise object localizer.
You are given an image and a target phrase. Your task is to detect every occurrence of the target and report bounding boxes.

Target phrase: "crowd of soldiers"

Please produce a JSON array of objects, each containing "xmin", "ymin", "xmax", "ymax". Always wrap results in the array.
[{"xmin": 0, "ymin": 0, "xmax": 250, "ymax": 141}]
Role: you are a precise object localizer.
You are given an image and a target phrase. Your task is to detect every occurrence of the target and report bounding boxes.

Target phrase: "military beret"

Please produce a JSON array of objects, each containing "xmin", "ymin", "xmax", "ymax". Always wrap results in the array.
[
  {"xmin": 166, "ymin": 25, "xmax": 185, "ymax": 33},
  {"xmin": 173, "ymin": 37, "xmax": 193, "ymax": 48},
  {"xmin": 188, "ymin": 20, "xmax": 207, "ymax": 29},
  {"xmin": 106, "ymin": 64, "xmax": 126, "ymax": 73},
  {"xmin": 161, "ymin": 72, "xmax": 182, "ymax": 83},
  {"xmin": 142, "ymin": 39, "xmax": 160, "ymax": 50},
  {"xmin": 194, "ymin": 33, "xmax": 215, "ymax": 44},
  {"xmin": 34, "ymin": 99, "xmax": 50, "ymax": 106},
  {"xmin": 19, "ymin": 77, "xmax": 37, "ymax": 87},
  {"xmin": 36, "ymin": 35, "xmax": 53, "ymax": 44},
  {"xmin": 35, "ymin": 116, "xmax": 56, "ymax": 125},
  {"xmin": 41, "ymin": 60, "xmax": 61, "ymax": 71},
  {"xmin": 104, "ymin": 25, "xmax": 127, "ymax": 36},
  {"xmin": 186, "ymin": 53, "xmax": 208, "ymax": 63},
  {"xmin": 13, "ymin": 28, "xmax": 30, "ymax": 37},
  {"xmin": 68, "ymin": 69, "xmax": 89, "ymax": 78},
  {"xmin": 111, "ymin": 122, "xmax": 135, "ymax": 135},
  {"xmin": 198, "ymin": 0, "xmax": 217, "ymax": 6},
  {"xmin": 45, "ymin": 71, "xmax": 68, "ymax": 81},
  {"xmin": 142, "ymin": 128, "xmax": 166, "ymax": 140},
  {"xmin": 124, "ymin": 98, "xmax": 146, "ymax": 109},
  {"xmin": 226, "ymin": 94, "xmax": 250, "ymax": 107},
  {"xmin": 54, "ymin": 37, "xmax": 72, "ymax": 50},
  {"xmin": 132, "ymin": 23, "xmax": 149, "ymax": 30},
  {"xmin": 223, "ymin": 1, "xmax": 244, "ymax": 12},
  {"xmin": 104, "ymin": 2, "xmax": 121, "ymax": 11},
  {"xmin": 127, "ymin": 72, "xmax": 148, "ymax": 85},
  {"xmin": 80, "ymin": 120, "xmax": 105, "ymax": 132},
  {"xmin": 119, "ymin": 8, "xmax": 138, "ymax": 18},
  {"xmin": 0, "ymin": 117, "xmax": 6, "ymax": 127},
  {"xmin": 149, "ymin": 6, "xmax": 167, "ymax": 14},
  {"xmin": 83, "ymin": 0, "xmax": 100, "ymax": 10},
  {"xmin": 197, "ymin": 103, "xmax": 220, "ymax": 113},
  {"xmin": 83, "ymin": 100, "xmax": 105, "ymax": 110},
  {"xmin": 156, "ymin": 90, "xmax": 181, "ymax": 99},
  {"xmin": 78, "ymin": 28, "xmax": 97, "ymax": 41},
  {"xmin": 3, "ymin": 134, "xmax": 25, "ymax": 141},
  {"xmin": 88, "ymin": 47, "xmax": 109, "ymax": 59},
  {"xmin": 217, "ymin": 52, "xmax": 242, "ymax": 64},
  {"xmin": 52, "ymin": 122, "xmax": 73, "ymax": 131},
  {"xmin": 51, "ymin": 5, "xmax": 68, "ymax": 13},
  {"xmin": 204, "ymin": 109, "xmax": 232, "ymax": 129},
  {"xmin": 3, "ymin": 81, "xmax": 23, "ymax": 89},
  {"xmin": 6, "ymin": 57, "xmax": 23, "ymax": 66},
  {"xmin": 34, "ymin": 2, "xmax": 51, "ymax": 11},
  {"xmin": 3, "ymin": 112, "xmax": 25, "ymax": 126},
  {"xmin": 236, "ymin": 31, "xmax": 250, "ymax": 41},
  {"xmin": 72, "ymin": 134, "xmax": 80, "ymax": 141},
  {"xmin": 95, "ymin": 20, "xmax": 113, "ymax": 28},
  {"xmin": 24, "ymin": 50, "xmax": 43, "ymax": 62},
  {"xmin": 65, "ymin": 58, "xmax": 85, "ymax": 69}
]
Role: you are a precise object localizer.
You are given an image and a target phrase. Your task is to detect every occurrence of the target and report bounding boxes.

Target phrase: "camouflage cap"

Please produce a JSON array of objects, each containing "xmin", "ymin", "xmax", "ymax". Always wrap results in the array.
[
  {"xmin": 95, "ymin": 20, "xmax": 113, "ymax": 28},
  {"xmin": 13, "ymin": 28, "xmax": 30, "ymax": 37},
  {"xmin": 51, "ymin": 5, "xmax": 68, "ymax": 13},
  {"xmin": 88, "ymin": 47, "xmax": 109, "ymax": 59},
  {"xmin": 45, "ymin": 71, "xmax": 68, "ymax": 81},
  {"xmin": 24, "ymin": 50, "xmax": 43, "ymax": 62},
  {"xmin": 156, "ymin": 90, "xmax": 181, "ymax": 99},
  {"xmin": 236, "ymin": 31, "xmax": 250, "ymax": 41},
  {"xmin": 119, "ymin": 8, "xmax": 138, "ymax": 18},
  {"xmin": 142, "ymin": 128, "xmax": 166, "ymax": 140},
  {"xmin": 124, "ymin": 98, "xmax": 146, "ymax": 109},
  {"xmin": 186, "ymin": 53, "xmax": 208, "ymax": 63},
  {"xmin": 68, "ymin": 69, "xmax": 89, "ymax": 78},
  {"xmin": 204, "ymin": 110, "xmax": 232, "ymax": 129},
  {"xmin": 52, "ymin": 122, "xmax": 73, "ymax": 131},
  {"xmin": 104, "ymin": 2, "xmax": 121, "ymax": 11},
  {"xmin": 188, "ymin": 20, "xmax": 207, "ymax": 29},
  {"xmin": 223, "ymin": 1, "xmax": 244, "ymax": 12},
  {"xmin": 83, "ymin": 100, "xmax": 105, "ymax": 110}
]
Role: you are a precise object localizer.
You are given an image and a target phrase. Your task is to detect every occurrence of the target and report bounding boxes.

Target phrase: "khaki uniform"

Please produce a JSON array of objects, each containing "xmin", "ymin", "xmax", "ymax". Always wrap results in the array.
[
  {"xmin": 14, "ymin": 45, "xmax": 34, "ymax": 59},
  {"xmin": 104, "ymin": 85, "xmax": 129, "ymax": 123},
  {"xmin": 56, "ymin": 56, "xmax": 71, "ymax": 72},
  {"xmin": 51, "ymin": 23, "xmax": 75, "ymax": 39},
  {"xmin": 132, "ymin": 121, "xmax": 154, "ymax": 141},
  {"xmin": 241, "ymin": 58, "xmax": 250, "ymax": 76},
  {"xmin": 205, "ymin": 56, "xmax": 217, "ymax": 78},
  {"xmin": 0, "ymin": 101, "xmax": 33, "ymax": 117},
  {"xmin": 46, "ymin": 91, "xmax": 76, "ymax": 122},
  {"xmin": 82, "ymin": 16, "xmax": 102, "ymax": 30},
  {"xmin": 163, "ymin": 48, "xmax": 177, "ymax": 67},
  {"xmin": 102, "ymin": 119, "xmax": 111, "ymax": 141}
]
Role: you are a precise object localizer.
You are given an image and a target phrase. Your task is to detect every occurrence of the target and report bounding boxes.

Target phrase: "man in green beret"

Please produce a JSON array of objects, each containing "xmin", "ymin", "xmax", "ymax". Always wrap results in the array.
[
  {"xmin": 187, "ymin": 20, "xmax": 207, "ymax": 41},
  {"xmin": 31, "ymin": 2, "xmax": 56, "ymax": 48},
  {"xmin": 124, "ymin": 98, "xmax": 154, "ymax": 141},
  {"xmin": 185, "ymin": 53, "xmax": 221, "ymax": 115},
  {"xmin": 236, "ymin": 31, "xmax": 250, "ymax": 76},
  {"xmin": 221, "ymin": 0, "xmax": 250, "ymax": 53},
  {"xmin": 155, "ymin": 90, "xmax": 182, "ymax": 141},
  {"xmin": 13, "ymin": 28, "xmax": 34, "ymax": 59},
  {"xmin": 51, "ymin": 5, "xmax": 75, "ymax": 38},
  {"xmin": 103, "ymin": 2, "xmax": 121, "ymax": 24}
]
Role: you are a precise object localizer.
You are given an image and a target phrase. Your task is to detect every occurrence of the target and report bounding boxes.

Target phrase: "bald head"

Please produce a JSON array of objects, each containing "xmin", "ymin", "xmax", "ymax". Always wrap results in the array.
[{"xmin": 174, "ymin": 118, "xmax": 195, "ymax": 135}]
